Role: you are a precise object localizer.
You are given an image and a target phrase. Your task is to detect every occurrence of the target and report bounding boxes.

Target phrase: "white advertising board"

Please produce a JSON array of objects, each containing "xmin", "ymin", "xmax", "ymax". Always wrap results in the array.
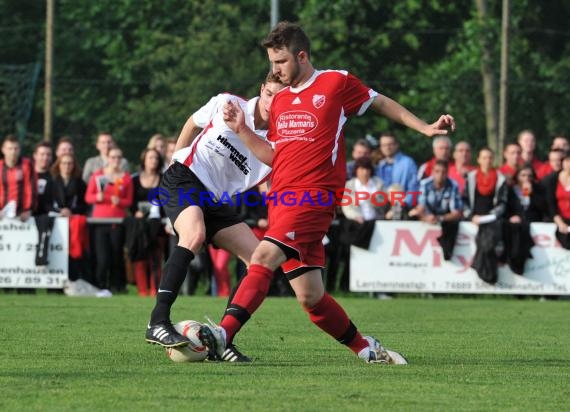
[
  {"xmin": 350, "ymin": 221, "xmax": 570, "ymax": 295},
  {"xmin": 0, "ymin": 218, "xmax": 68, "ymax": 288}
]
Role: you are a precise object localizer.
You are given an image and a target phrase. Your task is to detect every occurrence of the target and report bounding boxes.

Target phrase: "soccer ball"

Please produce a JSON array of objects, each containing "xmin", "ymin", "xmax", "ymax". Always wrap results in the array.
[{"xmin": 165, "ymin": 320, "xmax": 208, "ymax": 362}]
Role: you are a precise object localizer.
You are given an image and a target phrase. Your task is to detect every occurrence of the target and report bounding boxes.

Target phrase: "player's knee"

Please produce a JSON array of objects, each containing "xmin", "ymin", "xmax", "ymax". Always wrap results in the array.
[
  {"xmin": 251, "ymin": 249, "xmax": 277, "ymax": 269},
  {"xmin": 250, "ymin": 242, "xmax": 286, "ymax": 269},
  {"xmin": 177, "ymin": 230, "xmax": 206, "ymax": 252},
  {"xmin": 296, "ymin": 290, "xmax": 321, "ymax": 310}
]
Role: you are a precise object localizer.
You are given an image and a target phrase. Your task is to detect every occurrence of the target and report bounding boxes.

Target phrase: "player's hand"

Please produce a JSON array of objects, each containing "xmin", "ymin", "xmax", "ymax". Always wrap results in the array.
[
  {"xmin": 423, "ymin": 114, "xmax": 455, "ymax": 137},
  {"xmin": 223, "ymin": 100, "xmax": 246, "ymax": 134}
]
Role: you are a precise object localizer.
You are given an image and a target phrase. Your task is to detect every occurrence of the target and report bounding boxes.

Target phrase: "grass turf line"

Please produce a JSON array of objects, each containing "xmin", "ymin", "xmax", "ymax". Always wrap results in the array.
[{"xmin": 0, "ymin": 295, "xmax": 568, "ymax": 411}]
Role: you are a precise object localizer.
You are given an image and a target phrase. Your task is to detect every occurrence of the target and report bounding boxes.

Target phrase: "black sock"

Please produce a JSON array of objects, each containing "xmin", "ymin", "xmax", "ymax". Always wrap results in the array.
[
  {"xmin": 221, "ymin": 303, "xmax": 251, "ymax": 345},
  {"xmin": 149, "ymin": 246, "xmax": 194, "ymax": 325}
]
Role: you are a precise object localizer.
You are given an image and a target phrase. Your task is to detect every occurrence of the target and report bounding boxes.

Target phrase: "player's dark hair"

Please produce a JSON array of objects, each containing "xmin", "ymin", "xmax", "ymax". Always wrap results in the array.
[
  {"xmin": 264, "ymin": 71, "xmax": 283, "ymax": 85},
  {"xmin": 262, "ymin": 21, "xmax": 311, "ymax": 58}
]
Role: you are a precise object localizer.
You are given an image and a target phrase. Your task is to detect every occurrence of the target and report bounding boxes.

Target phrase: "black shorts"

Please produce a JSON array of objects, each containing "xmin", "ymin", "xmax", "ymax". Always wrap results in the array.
[{"xmin": 161, "ymin": 162, "xmax": 242, "ymax": 242}]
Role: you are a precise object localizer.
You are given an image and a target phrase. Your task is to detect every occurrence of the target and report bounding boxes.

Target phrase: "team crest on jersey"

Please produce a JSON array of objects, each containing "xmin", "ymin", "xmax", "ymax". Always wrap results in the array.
[{"xmin": 312, "ymin": 94, "xmax": 325, "ymax": 109}]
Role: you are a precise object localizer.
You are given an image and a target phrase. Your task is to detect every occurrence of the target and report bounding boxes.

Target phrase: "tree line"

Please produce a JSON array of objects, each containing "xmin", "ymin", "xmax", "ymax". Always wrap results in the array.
[{"xmin": 1, "ymin": 0, "xmax": 569, "ymax": 163}]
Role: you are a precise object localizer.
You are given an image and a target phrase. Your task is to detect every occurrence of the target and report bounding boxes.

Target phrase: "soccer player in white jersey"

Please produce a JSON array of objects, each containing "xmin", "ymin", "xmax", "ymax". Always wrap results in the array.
[
  {"xmin": 145, "ymin": 73, "xmax": 284, "ymax": 359},
  {"xmin": 220, "ymin": 22, "xmax": 455, "ymax": 364}
]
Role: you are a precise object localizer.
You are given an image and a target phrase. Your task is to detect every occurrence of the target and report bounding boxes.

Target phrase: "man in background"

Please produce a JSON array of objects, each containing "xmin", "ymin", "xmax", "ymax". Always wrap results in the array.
[
  {"xmin": 345, "ymin": 138, "xmax": 372, "ymax": 179},
  {"xmin": 375, "ymin": 132, "xmax": 419, "ymax": 207},
  {"xmin": 82, "ymin": 132, "xmax": 129, "ymax": 183}
]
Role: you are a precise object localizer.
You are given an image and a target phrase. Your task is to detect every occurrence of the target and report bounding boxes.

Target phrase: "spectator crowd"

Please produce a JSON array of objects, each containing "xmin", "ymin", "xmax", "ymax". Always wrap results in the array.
[{"xmin": 1, "ymin": 129, "xmax": 568, "ymax": 296}]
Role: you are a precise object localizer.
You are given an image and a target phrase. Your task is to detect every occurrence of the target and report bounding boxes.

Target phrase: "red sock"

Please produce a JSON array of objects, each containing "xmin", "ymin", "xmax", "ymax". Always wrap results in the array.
[
  {"xmin": 220, "ymin": 264, "xmax": 273, "ymax": 342},
  {"xmin": 306, "ymin": 293, "xmax": 369, "ymax": 354}
]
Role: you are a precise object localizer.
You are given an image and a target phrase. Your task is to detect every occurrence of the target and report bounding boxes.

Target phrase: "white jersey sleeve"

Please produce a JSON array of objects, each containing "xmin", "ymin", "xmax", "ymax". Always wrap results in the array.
[
  {"xmin": 191, "ymin": 93, "xmax": 227, "ymax": 128},
  {"xmin": 172, "ymin": 94, "xmax": 272, "ymax": 201}
]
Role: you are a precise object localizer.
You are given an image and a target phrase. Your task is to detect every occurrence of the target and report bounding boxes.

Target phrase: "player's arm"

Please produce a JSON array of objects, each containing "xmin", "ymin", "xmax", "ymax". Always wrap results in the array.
[
  {"xmin": 174, "ymin": 116, "xmax": 203, "ymax": 152},
  {"xmin": 223, "ymin": 101, "xmax": 274, "ymax": 166},
  {"xmin": 371, "ymin": 94, "xmax": 455, "ymax": 137}
]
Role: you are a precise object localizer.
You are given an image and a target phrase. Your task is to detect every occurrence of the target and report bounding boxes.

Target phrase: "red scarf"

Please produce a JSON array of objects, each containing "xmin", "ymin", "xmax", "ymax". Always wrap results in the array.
[
  {"xmin": 423, "ymin": 158, "xmax": 437, "ymax": 178},
  {"xmin": 476, "ymin": 168, "xmax": 498, "ymax": 196}
]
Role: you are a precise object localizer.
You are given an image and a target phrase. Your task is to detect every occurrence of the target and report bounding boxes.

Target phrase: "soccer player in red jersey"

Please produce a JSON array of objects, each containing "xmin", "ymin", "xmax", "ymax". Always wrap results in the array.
[{"xmin": 217, "ymin": 22, "xmax": 455, "ymax": 364}]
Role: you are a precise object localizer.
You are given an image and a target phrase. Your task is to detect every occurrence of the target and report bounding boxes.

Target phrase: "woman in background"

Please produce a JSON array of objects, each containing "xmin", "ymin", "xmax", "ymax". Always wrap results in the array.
[
  {"xmin": 85, "ymin": 147, "xmax": 133, "ymax": 292},
  {"xmin": 146, "ymin": 134, "xmax": 166, "ymax": 161},
  {"xmin": 51, "ymin": 154, "xmax": 88, "ymax": 282},
  {"xmin": 507, "ymin": 165, "xmax": 544, "ymax": 223},
  {"xmin": 129, "ymin": 148, "xmax": 164, "ymax": 296},
  {"xmin": 543, "ymin": 151, "xmax": 570, "ymax": 249},
  {"xmin": 338, "ymin": 158, "xmax": 386, "ymax": 292}
]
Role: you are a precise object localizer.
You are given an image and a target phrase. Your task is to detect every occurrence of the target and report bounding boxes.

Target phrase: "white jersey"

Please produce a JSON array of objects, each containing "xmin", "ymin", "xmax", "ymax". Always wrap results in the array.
[{"xmin": 172, "ymin": 93, "xmax": 271, "ymax": 201}]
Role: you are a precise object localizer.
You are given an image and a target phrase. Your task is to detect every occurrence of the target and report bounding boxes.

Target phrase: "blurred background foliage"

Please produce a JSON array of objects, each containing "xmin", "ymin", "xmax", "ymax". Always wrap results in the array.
[{"xmin": 0, "ymin": 0, "xmax": 569, "ymax": 163}]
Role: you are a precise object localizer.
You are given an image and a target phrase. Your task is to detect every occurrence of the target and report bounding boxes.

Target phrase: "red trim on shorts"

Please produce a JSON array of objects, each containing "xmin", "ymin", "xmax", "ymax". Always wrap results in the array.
[
  {"xmin": 283, "ymin": 265, "xmax": 323, "ymax": 279},
  {"xmin": 264, "ymin": 235, "xmax": 301, "ymax": 260}
]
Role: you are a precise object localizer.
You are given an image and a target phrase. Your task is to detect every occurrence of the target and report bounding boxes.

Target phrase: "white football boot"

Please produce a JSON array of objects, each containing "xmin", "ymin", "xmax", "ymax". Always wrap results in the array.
[
  {"xmin": 364, "ymin": 336, "xmax": 408, "ymax": 365},
  {"xmin": 198, "ymin": 317, "xmax": 226, "ymax": 361}
]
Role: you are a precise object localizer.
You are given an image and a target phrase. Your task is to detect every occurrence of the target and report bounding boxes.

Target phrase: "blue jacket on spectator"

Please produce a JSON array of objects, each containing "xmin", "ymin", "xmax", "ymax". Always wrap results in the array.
[{"xmin": 375, "ymin": 151, "xmax": 419, "ymax": 206}]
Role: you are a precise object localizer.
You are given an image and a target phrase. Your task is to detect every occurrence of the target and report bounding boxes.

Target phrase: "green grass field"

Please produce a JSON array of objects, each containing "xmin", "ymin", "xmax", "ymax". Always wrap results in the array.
[{"xmin": 1, "ymin": 295, "xmax": 569, "ymax": 411}]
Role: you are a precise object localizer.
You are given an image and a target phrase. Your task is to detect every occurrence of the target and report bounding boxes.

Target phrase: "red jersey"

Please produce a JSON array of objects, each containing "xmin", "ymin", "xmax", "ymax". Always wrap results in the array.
[
  {"xmin": 267, "ymin": 70, "xmax": 377, "ymax": 193},
  {"xmin": 0, "ymin": 157, "xmax": 37, "ymax": 214}
]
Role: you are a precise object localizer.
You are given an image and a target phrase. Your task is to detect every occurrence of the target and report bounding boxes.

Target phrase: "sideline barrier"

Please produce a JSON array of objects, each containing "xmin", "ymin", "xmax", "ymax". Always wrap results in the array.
[
  {"xmin": 0, "ymin": 217, "xmax": 169, "ymax": 289},
  {"xmin": 350, "ymin": 221, "xmax": 570, "ymax": 295},
  {"xmin": 0, "ymin": 218, "xmax": 68, "ymax": 288}
]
